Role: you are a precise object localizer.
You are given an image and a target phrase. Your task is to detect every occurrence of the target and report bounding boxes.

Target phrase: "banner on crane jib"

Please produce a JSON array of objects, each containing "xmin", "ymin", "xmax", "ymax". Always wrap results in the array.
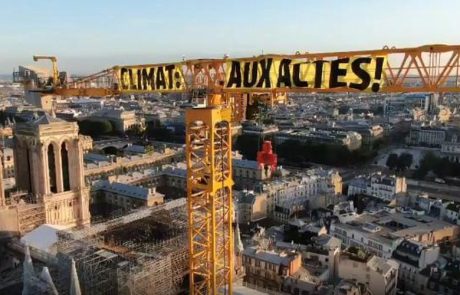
[
  {"xmin": 117, "ymin": 64, "xmax": 186, "ymax": 92},
  {"xmin": 224, "ymin": 56, "xmax": 387, "ymax": 92}
]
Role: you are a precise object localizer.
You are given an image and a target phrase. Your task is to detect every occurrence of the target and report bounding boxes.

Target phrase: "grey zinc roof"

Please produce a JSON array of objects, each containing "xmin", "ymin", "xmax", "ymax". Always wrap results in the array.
[
  {"xmin": 238, "ymin": 192, "xmax": 256, "ymax": 205},
  {"xmin": 394, "ymin": 240, "xmax": 425, "ymax": 256},
  {"xmin": 243, "ymin": 247, "xmax": 294, "ymax": 266},
  {"xmin": 124, "ymin": 145, "xmax": 145, "ymax": 154},
  {"xmin": 84, "ymin": 153, "xmax": 111, "ymax": 163},
  {"xmin": 31, "ymin": 113, "xmax": 64, "ymax": 125},
  {"xmin": 367, "ymin": 256, "xmax": 396, "ymax": 275},
  {"xmin": 349, "ymin": 177, "xmax": 369, "ymax": 189},
  {"xmin": 98, "ymin": 181, "xmax": 150, "ymax": 200},
  {"xmin": 233, "ymin": 159, "xmax": 259, "ymax": 169}
]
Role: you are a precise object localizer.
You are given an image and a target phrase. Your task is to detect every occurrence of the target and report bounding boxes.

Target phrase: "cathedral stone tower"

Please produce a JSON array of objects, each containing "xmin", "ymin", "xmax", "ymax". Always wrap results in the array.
[{"xmin": 14, "ymin": 113, "xmax": 90, "ymax": 226}]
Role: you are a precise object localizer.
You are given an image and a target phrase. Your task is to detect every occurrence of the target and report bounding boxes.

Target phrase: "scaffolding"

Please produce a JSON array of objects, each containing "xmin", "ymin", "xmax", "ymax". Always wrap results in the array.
[
  {"xmin": 17, "ymin": 203, "xmax": 46, "ymax": 234},
  {"xmin": 116, "ymin": 233, "xmax": 188, "ymax": 295},
  {"xmin": 56, "ymin": 244, "xmax": 120, "ymax": 295},
  {"xmin": 54, "ymin": 199, "xmax": 189, "ymax": 295}
]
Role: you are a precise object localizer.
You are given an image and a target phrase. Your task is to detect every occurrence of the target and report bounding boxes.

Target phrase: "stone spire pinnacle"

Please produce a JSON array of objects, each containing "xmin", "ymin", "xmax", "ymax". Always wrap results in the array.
[
  {"xmin": 23, "ymin": 245, "xmax": 35, "ymax": 277},
  {"xmin": 22, "ymin": 245, "xmax": 35, "ymax": 295},
  {"xmin": 235, "ymin": 221, "xmax": 244, "ymax": 254},
  {"xmin": 39, "ymin": 267, "xmax": 59, "ymax": 295},
  {"xmin": 70, "ymin": 259, "xmax": 82, "ymax": 295},
  {"xmin": 51, "ymin": 107, "xmax": 56, "ymax": 119}
]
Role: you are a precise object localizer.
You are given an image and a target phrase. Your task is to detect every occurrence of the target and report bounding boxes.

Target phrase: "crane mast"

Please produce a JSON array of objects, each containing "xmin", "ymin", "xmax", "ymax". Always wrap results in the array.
[
  {"xmin": 15, "ymin": 44, "xmax": 460, "ymax": 295},
  {"xmin": 186, "ymin": 100, "xmax": 234, "ymax": 294}
]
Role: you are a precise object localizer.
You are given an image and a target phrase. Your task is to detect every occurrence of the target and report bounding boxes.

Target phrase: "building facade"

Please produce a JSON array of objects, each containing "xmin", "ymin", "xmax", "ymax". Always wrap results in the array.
[
  {"xmin": 391, "ymin": 239, "xmax": 440, "ymax": 293},
  {"xmin": 441, "ymin": 134, "xmax": 460, "ymax": 163},
  {"xmin": 348, "ymin": 173, "xmax": 407, "ymax": 201},
  {"xmin": 236, "ymin": 190, "xmax": 268, "ymax": 224},
  {"xmin": 1, "ymin": 147, "xmax": 15, "ymax": 178},
  {"xmin": 331, "ymin": 211, "xmax": 458, "ymax": 260},
  {"xmin": 92, "ymin": 180, "xmax": 164, "ymax": 210},
  {"xmin": 338, "ymin": 248, "xmax": 399, "ymax": 295},
  {"xmin": 88, "ymin": 109, "xmax": 145, "ymax": 132},
  {"xmin": 445, "ymin": 202, "xmax": 460, "ymax": 225},
  {"xmin": 275, "ymin": 128, "xmax": 362, "ymax": 151},
  {"xmin": 330, "ymin": 222, "xmax": 402, "ymax": 259},
  {"xmin": 407, "ymin": 125, "xmax": 447, "ymax": 147},
  {"xmin": 242, "ymin": 247, "xmax": 302, "ymax": 292}
]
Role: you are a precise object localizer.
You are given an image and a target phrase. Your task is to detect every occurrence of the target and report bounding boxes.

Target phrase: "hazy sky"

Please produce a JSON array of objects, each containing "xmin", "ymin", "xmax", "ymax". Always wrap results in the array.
[{"xmin": 1, "ymin": 0, "xmax": 459, "ymax": 74}]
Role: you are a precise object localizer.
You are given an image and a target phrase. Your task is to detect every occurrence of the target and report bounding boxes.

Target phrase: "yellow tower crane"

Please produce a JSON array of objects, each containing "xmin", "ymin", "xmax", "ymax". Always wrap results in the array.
[{"xmin": 15, "ymin": 44, "xmax": 460, "ymax": 294}]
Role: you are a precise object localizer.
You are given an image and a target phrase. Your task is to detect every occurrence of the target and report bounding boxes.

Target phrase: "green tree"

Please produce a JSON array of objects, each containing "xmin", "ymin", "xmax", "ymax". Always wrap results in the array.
[
  {"xmin": 397, "ymin": 153, "xmax": 413, "ymax": 172},
  {"xmin": 103, "ymin": 146, "xmax": 118, "ymax": 155},
  {"xmin": 145, "ymin": 145, "xmax": 154, "ymax": 155},
  {"xmin": 234, "ymin": 134, "xmax": 261, "ymax": 160},
  {"xmin": 414, "ymin": 151, "xmax": 460, "ymax": 179},
  {"xmin": 246, "ymin": 100, "xmax": 267, "ymax": 121},
  {"xmin": 235, "ymin": 133, "xmax": 380, "ymax": 167},
  {"xmin": 145, "ymin": 121, "xmax": 174, "ymax": 142},
  {"xmin": 126, "ymin": 124, "xmax": 144, "ymax": 137},
  {"xmin": 78, "ymin": 119, "xmax": 113, "ymax": 137},
  {"xmin": 386, "ymin": 153, "xmax": 399, "ymax": 170}
]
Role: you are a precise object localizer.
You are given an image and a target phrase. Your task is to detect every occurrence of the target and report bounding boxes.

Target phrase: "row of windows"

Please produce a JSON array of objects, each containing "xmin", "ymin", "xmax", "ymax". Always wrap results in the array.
[
  {"xmin": 243, "ymin": 256, "xmax": 279, "ymax": 272},
  {"xmin": 234, "ymin": 168, "xmax": 258, "ymax": 178},
  {"xmin": 108, "ymin": 194, "xmax": 143, "ymax": 208}
]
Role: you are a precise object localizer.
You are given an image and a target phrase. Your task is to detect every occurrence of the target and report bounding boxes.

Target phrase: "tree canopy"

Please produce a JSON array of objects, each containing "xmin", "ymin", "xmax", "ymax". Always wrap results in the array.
[
  {"xmin": 386, "ymin": 152, "xmax": 413, "ymax": 172},
  {"xmin": 414, "ymin": 152, "xmax": 460, "ymax": 179},
  {"xmin": 234, "ymin": 134, "xmax": 379, "ymax": 167},
  {"xmin": 125, "ymin": 124, "xmax": 144, "ymax": 137},
  {"xmin": 78, "ymin": 119, "xmax": 114, "ymax": 137}
]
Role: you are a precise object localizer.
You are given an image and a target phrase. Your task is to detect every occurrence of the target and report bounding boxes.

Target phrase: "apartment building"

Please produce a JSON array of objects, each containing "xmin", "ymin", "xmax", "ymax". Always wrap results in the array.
[
  {"xmin": 407, "ymin": 125, "xmax": 447, "ymax": 147},
  {"xmin": 338, "ymin": 247, "xmax": 399, "ymax": 295},
  {"xmin": 275, "ymin": 128, "xmax": 362, "ymax": 151},
  {"xmin": 445, "ymin": 202, "xmax": 460, "ymax": 225},
  {"xmin": 391, "ymin": 239, "xmax": 440, "ymax": 293},
  {"xmin": 331, "ymin": 221, "xmax": 401, "ymax": 259},
  {"xmin": 258, "ymin": 169, "xmax": 342, "ymax": 215},
  {"xmin": 233, "ymin": 158, "xmax": 272, "ymax": 182},
  {"xmin": 441, "ymin": 133, "xmax": 460, "ymax": 163},
  {"xmin": 348, "ymin": 173, "xmax": 407, "ymax": 201},
  {"xmin": 330, "ymin": 210, "xmax": 458, "ymax": 259},
  {"xmin": 236, "ymin": 190, "xmax": 268, "ymax": 224},
  {"xmin": 92, "ymin": 180, "xmax": 165, "ymax": 210},
  {"xmin": 325, "ymin": 121, "xmax": 384, "ymax": 145},
  {"xmin": 418, "ymin": 258, "xmax": 460, "ymax": 295},
  {"xmin": 88, "ymin": 108, "xmax": 145, "ymax": 132},
  {"xmin": 242, "ymin": 247, "xmax": 302, "ymax": 292}
]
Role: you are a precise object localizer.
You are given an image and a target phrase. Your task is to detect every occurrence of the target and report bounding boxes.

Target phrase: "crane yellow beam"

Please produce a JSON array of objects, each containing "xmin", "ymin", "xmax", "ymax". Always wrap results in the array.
[{"xmin": 186, "ymin": 100, "xmax": 234, "ymax": 295}]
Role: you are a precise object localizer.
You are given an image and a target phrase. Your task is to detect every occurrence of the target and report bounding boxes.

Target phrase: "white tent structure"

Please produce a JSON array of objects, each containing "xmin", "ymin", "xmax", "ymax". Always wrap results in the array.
[{"xmin": 20, "ymin": 224, "xmax": 67, "ymax": 255}]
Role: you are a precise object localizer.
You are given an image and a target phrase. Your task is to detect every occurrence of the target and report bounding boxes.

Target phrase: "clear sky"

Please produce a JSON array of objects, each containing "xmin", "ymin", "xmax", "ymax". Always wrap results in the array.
[{"xmin": 1, "ymin": 0, "xmax": 459, "ymax": 74}]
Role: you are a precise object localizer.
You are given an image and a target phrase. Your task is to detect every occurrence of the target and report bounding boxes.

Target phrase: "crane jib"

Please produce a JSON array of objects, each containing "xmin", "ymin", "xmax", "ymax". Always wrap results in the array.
[
  {"xmin": 118, "ymin": 64, "xmax": 185, "ymax": 92},
  {"xmin": 225, "ymin": 56, "xmax": 387, "ymax": 92},
  {"xmin": 117, "ymin": 56, "xmax": 387, "ymax": 93}
]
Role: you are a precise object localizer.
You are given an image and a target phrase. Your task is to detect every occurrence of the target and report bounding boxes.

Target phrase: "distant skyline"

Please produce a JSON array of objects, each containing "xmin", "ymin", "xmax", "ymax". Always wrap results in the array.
[{"xmin": 1, "ymin": 0, "xmax": 459, "ymax": 74}]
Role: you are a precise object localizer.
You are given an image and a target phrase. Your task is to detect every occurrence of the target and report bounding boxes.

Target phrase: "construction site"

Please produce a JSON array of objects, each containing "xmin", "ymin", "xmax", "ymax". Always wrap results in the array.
[
  {"xmin": 1, "ymin": 15, "xmax": 460, "ymax": 292},
  {"xmin": 53, "ymin": 198, "xmax": 188, "ymax": 295}
]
